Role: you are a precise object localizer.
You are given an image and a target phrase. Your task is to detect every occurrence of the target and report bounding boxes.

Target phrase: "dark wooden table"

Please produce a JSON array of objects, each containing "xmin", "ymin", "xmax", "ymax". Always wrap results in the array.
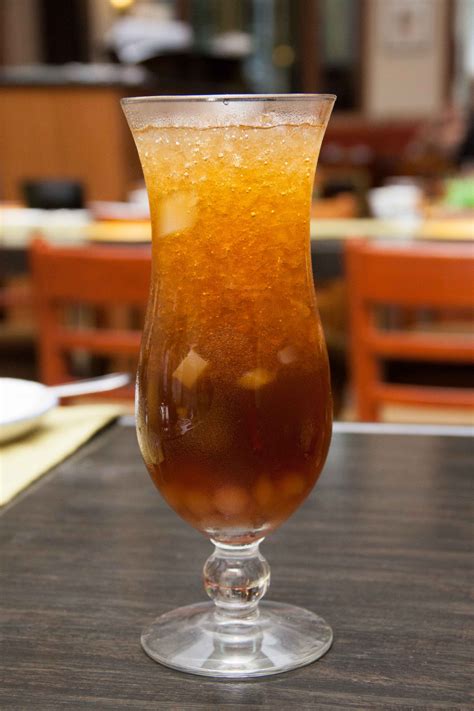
[{"xmin": 1, "ymin": 422, "xmax": 472, "ymax": 709}]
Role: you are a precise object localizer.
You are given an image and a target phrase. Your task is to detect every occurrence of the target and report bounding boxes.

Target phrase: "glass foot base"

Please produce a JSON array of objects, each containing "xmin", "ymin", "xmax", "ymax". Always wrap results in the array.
[{"xmin": 141, "ymin": 600, "xmax": 333, "ymax": 678}]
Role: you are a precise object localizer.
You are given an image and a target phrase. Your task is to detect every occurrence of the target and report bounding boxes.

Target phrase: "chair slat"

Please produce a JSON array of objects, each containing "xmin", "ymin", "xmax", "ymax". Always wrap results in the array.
[
  {"xmin": 367, "ymin": 330, "xmax": 474, "ymax": 363},
  {"xmin": 57, "ymin": 328, "xmax": 142, "ymax": 357},
  {"xmin": 30, "ymin": 238, "xmax": 151, "ymax": 396},
  {"xmin": 345, "ymin": 239, "xmax": 474, "ymax": 421},
  {"xmin": 374, "ymin": 383, "xmax": 474, "ymax": 409}
]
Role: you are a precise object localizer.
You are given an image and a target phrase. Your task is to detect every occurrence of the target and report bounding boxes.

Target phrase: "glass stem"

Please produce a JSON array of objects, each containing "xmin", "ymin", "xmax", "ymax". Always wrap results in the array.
[{"xmin": 203, "ymin": 539, "xmax": 270, "ymax": 622}]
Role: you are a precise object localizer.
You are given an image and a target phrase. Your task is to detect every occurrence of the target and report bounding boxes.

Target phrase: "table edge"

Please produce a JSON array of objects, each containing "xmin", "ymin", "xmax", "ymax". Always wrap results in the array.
[{"xmin": 116, "ymin": 415, "xmax": 473, "ymax": 437}]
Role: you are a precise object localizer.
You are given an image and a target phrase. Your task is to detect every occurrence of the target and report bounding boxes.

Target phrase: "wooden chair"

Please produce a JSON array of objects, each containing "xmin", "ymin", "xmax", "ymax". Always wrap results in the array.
[
  {"xmin": 29, "ymin": 239, "xmax": 151, "ymax": 399},
  {"xmin": 345, "ymin": 239, "xmax": 474, "ymax": 421}
]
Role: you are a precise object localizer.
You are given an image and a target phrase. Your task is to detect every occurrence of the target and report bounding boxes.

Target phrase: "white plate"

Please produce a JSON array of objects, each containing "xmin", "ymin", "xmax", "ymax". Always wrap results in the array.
[
  {"xmin": 0, "ymin": 378, "xmax": 58, "ymax": 444},
  {"xmin": 89, "ymin": 201, "xmax": 150, "ymax": 221}
]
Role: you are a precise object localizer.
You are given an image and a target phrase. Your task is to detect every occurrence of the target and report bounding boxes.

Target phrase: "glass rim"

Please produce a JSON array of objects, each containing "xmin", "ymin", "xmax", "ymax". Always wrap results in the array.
[{"xmin": 121, "ymin": 93, "xmax": 336, "ymax": 106}]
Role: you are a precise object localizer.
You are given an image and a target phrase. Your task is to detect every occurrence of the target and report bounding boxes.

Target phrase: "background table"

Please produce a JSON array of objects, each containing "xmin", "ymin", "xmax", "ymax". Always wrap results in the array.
[{"xmin": 0, "ymin": 422, "xmax": 471, "ymax": 709}]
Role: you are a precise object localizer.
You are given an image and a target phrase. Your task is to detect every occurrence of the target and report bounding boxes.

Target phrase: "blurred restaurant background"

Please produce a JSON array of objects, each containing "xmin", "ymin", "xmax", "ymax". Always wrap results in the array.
[{"xmin": 0, "ymin": 0, "xmax": 473, "ymax": 424}]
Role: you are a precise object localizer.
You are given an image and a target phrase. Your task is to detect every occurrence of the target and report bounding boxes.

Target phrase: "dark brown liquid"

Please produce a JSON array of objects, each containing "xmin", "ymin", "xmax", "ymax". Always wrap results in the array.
[{"xmin": 137, "ymin": 345, "xmax": 331, "ymax": 543}]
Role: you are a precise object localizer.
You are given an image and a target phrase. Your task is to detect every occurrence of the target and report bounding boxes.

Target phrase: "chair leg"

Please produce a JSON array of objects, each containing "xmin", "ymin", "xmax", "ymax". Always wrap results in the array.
[
  {"xmin": 354, "ymin": 353, "xmax": 380, "ymax": 422},
  {"xmin": 357, "ymin": 397, "xmax": 379, "ymax": 422}
]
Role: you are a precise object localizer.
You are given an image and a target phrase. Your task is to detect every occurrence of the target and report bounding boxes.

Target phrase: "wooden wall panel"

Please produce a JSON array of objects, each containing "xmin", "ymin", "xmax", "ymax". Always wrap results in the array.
[{"xmin": 0, "ymin": 86, "xmax": 142, "ymax": 202}]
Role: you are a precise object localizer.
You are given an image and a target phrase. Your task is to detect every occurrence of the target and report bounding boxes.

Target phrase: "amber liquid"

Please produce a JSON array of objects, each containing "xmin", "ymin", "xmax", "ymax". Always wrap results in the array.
[{"xmin": 135, "ymin": 121, "xmax": 332, "ymax": 544}]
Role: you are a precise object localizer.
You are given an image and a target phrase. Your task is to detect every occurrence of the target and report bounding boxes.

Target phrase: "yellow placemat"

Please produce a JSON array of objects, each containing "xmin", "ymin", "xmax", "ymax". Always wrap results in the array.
[{"xmin": 0, "ymin": 404, "xmax": 126, "ymax": 506}]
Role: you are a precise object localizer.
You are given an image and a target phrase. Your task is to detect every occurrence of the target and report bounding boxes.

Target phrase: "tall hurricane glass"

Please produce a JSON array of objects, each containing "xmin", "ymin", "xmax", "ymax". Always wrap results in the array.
[{"xmin": 122, "ymin": 95, "xmax": 336, "ymax": 677}]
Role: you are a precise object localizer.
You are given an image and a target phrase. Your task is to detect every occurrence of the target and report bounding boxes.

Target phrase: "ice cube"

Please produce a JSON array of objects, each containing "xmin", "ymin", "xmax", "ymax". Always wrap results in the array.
[
  {"xmin": 161, "ymin": 484, "xmax": 182, "ymax": 511},
  {"xmin": 253, "ymin": 475, "xmax": 275, "ymax": 508},
  {"xmin": 280, "ymin": 473, "xmax": 306, "ymax": 497},
  {"xmin": 214, "ymin": 485, "xmax": 249, "ymax": 516},
  {"xmin": 158, "ymin": 191, "xmax": 198, "ymax": 237},
  {"xmin": 238, "ymin": 368, "xmax": 274, "ymax": 390},
  {"xmin": 150, "ymin": 433, "xmax": 164, "ymax": 465},
  {"xmin": 184, "ymin": 489, "xmax": 213, "ymax": 518},
  {"xmin": 277, "ymin": 346, "xmax": 298, "ymax": 365},
  {"xmin": 173, "ymin": 348, "xmax": 209, "ymax": 389}
]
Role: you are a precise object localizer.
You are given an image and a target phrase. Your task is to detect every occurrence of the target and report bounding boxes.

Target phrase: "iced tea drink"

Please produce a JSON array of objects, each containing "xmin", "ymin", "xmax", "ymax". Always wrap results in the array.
[{"xmin": 134, "ymin": 109, "xmax": 332, "ymax": 544}]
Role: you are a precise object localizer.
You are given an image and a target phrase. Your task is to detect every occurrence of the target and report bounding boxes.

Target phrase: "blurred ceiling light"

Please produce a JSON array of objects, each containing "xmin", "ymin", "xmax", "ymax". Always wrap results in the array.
[
  {"xmin": 109, "ymin": 0, "xmax": 135, "ymax": 10},
  {"xmin": 272, "ymin": 45, "xmax": 295, "ymax": 68}
]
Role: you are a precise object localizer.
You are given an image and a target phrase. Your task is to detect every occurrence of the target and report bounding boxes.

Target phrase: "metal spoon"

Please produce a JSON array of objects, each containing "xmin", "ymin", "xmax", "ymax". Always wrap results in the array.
[{"xmin": 49, "ymin": 372, "xmax": 132, "ymax": 399}]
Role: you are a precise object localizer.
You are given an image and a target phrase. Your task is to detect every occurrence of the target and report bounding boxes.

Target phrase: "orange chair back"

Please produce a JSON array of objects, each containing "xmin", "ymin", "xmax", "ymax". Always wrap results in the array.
[
  {"xmin": 30, "ymin": 239, "xmax": 151, "ymax": 398},
  {"xmin": 345, "ymin": 239, "xmax": 474, "ymax": 421}
]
